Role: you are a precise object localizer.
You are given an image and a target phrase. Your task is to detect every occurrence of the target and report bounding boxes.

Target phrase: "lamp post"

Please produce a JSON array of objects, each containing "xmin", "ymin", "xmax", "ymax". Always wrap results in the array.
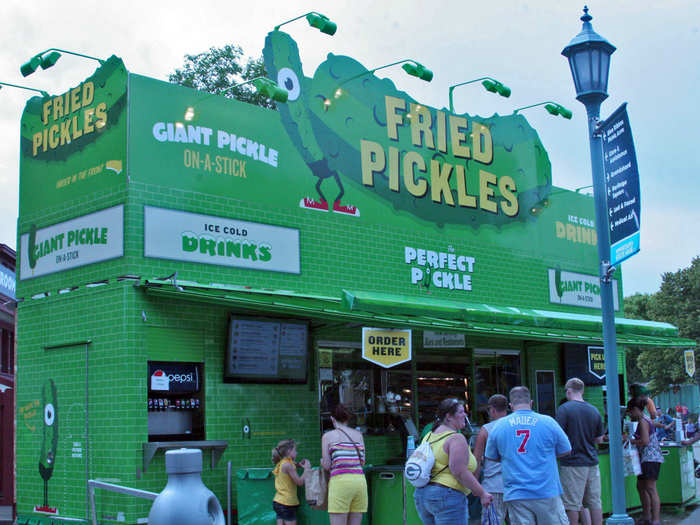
[
  {"xmin": 0, "ymin": 81, "xmax": 49, "ymax": 97},
  {"xmin": 448, "ymin": 77, "xmax": 510, "ymax": 113},
  {"xmin": 563, "ymin": 8, "xmax": 632, "ymax": 525},
  {"xmin": 21, "ymin": 49, "xmax": 105, "ymax": 77}
]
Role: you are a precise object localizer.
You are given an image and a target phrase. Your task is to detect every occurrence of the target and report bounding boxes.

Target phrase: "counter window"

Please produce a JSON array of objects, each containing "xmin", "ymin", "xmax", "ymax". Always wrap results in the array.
[
  {"xmin": 318, "ymin": 344, "xmax": 411, "ymax": 435},
  {"xmin": 415, "ymin": 350, "xmax": 471, "ymax": 431},
  {"xmin": 536, "ymin": 370, "xmax": 556, "ymax": 418},
  {"xmin": 474, "ymin": 349, "xmax": 522, "ymax": 426}
]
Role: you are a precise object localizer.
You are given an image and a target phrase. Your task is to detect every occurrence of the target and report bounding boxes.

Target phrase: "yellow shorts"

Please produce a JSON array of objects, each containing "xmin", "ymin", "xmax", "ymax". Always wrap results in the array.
[{"xmin": 328, "ymin": 473, "xmax": 368, "ymax": 514}]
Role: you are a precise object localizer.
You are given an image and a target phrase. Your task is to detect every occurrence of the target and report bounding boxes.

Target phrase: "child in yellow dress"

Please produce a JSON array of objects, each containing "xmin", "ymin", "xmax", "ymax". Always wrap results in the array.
[{"xmin": 272, "ymin": 439, "xmax": 311, "ymax": 525}]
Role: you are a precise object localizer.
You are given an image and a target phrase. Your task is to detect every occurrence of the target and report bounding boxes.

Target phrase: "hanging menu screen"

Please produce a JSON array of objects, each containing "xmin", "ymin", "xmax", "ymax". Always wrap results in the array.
[{"xmin": 224, "ymin": 316, "xmax": 308, "ymax": 383}]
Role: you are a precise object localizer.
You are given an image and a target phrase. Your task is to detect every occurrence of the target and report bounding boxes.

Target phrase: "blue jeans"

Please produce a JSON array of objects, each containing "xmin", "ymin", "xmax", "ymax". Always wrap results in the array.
[{"xmin": 414, "ymin": 483, "xmax": 468, "ymax": 525}]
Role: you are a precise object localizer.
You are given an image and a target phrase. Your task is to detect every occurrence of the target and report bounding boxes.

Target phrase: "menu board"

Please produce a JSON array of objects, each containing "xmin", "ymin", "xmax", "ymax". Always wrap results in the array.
[{"xmin": 224, "ymin": 316, "xmax": 308, "ymax": 383}]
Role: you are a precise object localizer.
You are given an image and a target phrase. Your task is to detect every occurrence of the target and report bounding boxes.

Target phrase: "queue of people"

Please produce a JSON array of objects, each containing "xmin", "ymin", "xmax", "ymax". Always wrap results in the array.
[{"xmin": 271, "ymin": 381, "xmax": 685, "ymax": 525}]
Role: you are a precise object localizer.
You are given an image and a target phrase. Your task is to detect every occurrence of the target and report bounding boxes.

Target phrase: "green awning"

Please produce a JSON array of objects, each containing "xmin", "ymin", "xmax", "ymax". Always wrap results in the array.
[{"xmin": 141, "ymin": 280, "xmax": 695, "ymax": 348}]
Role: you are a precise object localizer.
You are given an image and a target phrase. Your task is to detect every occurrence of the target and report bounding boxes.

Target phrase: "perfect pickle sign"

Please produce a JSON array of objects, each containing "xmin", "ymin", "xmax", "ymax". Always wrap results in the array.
[
  {"xmin": 19, "ymin": 205, "xmax": 124, "ymax": 280},
  {"xmin": 362, "ymin": 327, "xmax": 411, "ymax": 368}
]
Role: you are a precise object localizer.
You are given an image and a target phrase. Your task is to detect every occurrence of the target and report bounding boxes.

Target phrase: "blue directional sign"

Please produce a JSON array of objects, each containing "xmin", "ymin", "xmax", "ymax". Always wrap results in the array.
[{"xmin": 601, "ymin": 103, "xmax": 641, "ymax": 266}]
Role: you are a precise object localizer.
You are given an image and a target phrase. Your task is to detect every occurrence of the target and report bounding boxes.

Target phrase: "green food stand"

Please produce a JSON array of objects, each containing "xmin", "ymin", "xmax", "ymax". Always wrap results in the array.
[{"xmin": 13, "ymin": 21, "xmax": 695, "ymax": 525}]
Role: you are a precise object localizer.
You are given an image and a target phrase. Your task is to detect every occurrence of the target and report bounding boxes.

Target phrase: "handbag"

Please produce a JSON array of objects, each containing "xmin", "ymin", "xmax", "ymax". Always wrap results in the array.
[
  {"xmin": 304, "ymin": 467, "xmax": 329, "ymax": 510},
  {"xmin": 622, "ymin": 440, "xmax": 642, "ymax": 477}
]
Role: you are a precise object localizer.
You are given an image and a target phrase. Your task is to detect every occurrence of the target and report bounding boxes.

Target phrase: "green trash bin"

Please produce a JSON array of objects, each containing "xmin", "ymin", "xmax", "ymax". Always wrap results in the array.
[
  {"xmin": 405, "ymin": 481, "xmax": 423, "ymax": 525},
  {"xmin": 370, "ymin": 468, "xmax": 404, "ymax": 524},
  {"xmin": 657, "ymin": 445, "xmax": 697, "ymax": 506},
  {"xmin": 236, "ymin": 468, "xmax": 277, "ymax": 525},
  {"xmin": 237, "ymin": 467, "xmax": 366, "ymax": 525}
]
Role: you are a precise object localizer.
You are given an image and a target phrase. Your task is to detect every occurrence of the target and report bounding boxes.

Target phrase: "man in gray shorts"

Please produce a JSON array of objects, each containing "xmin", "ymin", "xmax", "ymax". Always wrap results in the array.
[
  {"xmin": 474, "ymin": 394, "xmax": 508, "ymax": 524},
  {"xmin": 556, "ymin": 378, "xmax": 604, "ymax": 525}
]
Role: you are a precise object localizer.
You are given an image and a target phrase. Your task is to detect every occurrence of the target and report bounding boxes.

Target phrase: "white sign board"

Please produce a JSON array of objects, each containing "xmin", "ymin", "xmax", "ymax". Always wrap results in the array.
[
  {"xmin": 19, "ymin": 205, "xmax": 124, "ymax": 280},
  {"xmin": 548, "ymin": 269, "xmax": 619, "ymax": 310},
  {"xmin": 144, "ymin": 206, "xmax": 300, "ymax": 274}
]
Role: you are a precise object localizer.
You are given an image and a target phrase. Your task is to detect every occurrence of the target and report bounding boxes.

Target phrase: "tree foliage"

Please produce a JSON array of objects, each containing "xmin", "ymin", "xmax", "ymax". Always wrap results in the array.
[
  {"xmin": 169, "ymin": 44, "xmax": 276, "ymax": 109},
  {"xmin": 624, "ymin": 257, "xmax": 700, "ymax": 395}
]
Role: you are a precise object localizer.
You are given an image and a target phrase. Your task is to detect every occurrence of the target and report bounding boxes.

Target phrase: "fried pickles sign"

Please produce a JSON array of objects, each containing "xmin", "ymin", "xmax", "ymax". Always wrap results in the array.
[
  {"xmin": 262, "ymin": 31, "xmax": 552, "ymax": 226},
  {"xmin": 19, "ymin": 56, "xmax": 127, "ymax": 216}
]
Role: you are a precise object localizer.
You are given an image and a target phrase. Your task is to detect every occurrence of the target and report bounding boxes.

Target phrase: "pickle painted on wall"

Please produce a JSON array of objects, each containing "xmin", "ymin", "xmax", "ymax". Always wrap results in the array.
[
  {"xmin": 19, "ymin": 56, "xmax": 128, "ymax": 217},
  {"xmin": 36, "ymin": 379, "xmax": 59, "ymax": 515},
  {"xmin": 263, "ymin": 30, "xmax": 552, "ymax": 227}
]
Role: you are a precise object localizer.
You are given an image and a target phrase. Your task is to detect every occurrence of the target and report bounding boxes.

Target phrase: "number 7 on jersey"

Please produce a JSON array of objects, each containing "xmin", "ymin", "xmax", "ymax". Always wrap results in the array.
[{"xmin": 516, "ymin": 429, "xmax": 530, "ymax": 453}]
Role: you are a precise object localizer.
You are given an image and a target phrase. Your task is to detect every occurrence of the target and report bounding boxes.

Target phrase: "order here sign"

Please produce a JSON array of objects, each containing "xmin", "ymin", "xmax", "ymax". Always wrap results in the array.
[{"xmin": 362, "ymin": 328, "xmax": 412, "ymax": 368}]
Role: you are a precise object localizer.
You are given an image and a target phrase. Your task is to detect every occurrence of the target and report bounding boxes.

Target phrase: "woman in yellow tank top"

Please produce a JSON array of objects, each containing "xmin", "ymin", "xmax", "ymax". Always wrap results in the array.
[
  {"xmin": 271, "ymin": 439, "xmax": 311, "ymax": 525},
  {"xmin": 414, "ymin": 398, "xmax": 493, "ymax": 525}
]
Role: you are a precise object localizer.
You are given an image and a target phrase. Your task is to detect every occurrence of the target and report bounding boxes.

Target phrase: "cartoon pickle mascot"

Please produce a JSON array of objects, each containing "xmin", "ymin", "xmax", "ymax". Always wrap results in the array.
[
  {"xmin": 263, "ymin": 30, "xmax": 359, "ymax": 217},
  {"xmin": 36, "ymin": 379, "xmax": 58, "ymax": 513}
]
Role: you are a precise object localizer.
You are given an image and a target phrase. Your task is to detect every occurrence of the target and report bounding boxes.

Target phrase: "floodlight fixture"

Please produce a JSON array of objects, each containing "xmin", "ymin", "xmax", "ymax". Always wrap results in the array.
[
  {"xmin": 513, "ymin": 101, "xmax": 573, "ymax": 120},
  {"xmin": 0, "ymin": 81, "xmax": 49, "ymax": 97},
  {"xmin": 184, "ymin": 76, "xmax": 288, "ymax": 121},
  {"xmin": 274, "ymin": 11, "xmax": 337, "ymax": 35},
  {"xmin": 449, "ymin": 77, "xmax": 511, "ymax": 113},
  {"xmin": 326, "ymin": 59, "xmax": 432, "ymax": 111},
  {"xmin": 21, "ymin": 48, "xmax": 105, "ymax": 77},
  {"xmin": 245, "ymin": 77, "xmax": 289, "ymax": 103}
]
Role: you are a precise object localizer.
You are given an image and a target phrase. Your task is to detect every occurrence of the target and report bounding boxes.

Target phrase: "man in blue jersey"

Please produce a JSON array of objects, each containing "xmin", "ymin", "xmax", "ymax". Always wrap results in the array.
[{"xmin": 485, "ymin": 386, "xmax": 572, "ymax": 525}]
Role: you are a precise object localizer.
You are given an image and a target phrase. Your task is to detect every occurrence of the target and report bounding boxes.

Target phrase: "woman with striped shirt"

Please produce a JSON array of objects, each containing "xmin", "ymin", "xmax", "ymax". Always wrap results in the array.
[{"xmin": 321, "ymin": 404, "xmax": 367, "ymax": 525}]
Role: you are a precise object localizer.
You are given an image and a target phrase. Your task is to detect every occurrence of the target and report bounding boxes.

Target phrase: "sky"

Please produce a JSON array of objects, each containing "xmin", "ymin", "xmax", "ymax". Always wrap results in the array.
[{"xmin": 1, "ymin": 0, "xmax": 698, "ymax": 296}]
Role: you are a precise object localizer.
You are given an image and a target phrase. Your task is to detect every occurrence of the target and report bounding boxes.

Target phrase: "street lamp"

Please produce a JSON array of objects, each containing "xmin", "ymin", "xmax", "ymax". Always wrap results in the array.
[
  {"xmin": 274, "ymin": 11, "xmax": 337, "ymax": 35},
  {"xmin": 21, "ymin": 48, "xmax": 105, "ymax": 77},
  {"xmin": 0, "ymin": 81, "xmax": 49, "ymax": 97},
  {"xmin": 513, "ymin": 101, "xmax": 573, "ymax": 119},
  {"xmin": 562, "ymin": 7, "xmax": 631, "ymax": 525},
  {"xmin": 448, "ymin": 77, "xmax": 511, "ymax": 113}
]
